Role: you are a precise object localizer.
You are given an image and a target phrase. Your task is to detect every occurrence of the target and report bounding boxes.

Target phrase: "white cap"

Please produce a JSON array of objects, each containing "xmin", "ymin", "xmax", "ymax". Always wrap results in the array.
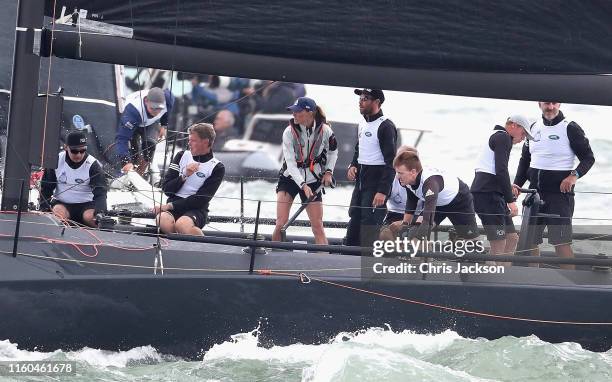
[{"xmin": 507, "ymin": 115, "xmax": 535, "ymax": 140}]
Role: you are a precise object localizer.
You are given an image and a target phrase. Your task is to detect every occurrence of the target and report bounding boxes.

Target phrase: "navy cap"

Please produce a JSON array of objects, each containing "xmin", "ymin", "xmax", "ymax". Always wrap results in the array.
[
  {"xmin": 66, "ymin": 131, "xmax": 87, "ymax": 148},
  {"xmin": 354, "ymin": 88, "xmax": 385, "ymax": 104},
  {"xmin": 287, "ymin": 97, "xmax": 317, "ymax": 112}
]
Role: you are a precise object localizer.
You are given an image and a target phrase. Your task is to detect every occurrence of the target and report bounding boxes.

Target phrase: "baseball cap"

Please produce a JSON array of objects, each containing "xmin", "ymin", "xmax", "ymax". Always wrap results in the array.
[
  {"xmin": 66, "ymin": 131, "xmax": 87, "ymax": 148},
  {"xmin": 354, "ymin": 88, "xmax": 385, "ymax": 104},
  {"xmin": 507, "ymin": 115, "xmax": 535, "ymax": 140},
  {"xmin": 146, "ymin": 87, "xmax": 166, "ymax": 110},
  {"xmin": 287, "ymin": 97, "xmax": 317, "ymax": 112}
]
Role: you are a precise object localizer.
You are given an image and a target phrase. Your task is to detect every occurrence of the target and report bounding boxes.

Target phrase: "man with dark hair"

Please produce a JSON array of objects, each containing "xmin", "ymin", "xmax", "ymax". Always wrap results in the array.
[
  {"xmin": 39, "ymin": 131, "xmax": 108, "ymax": 227},
  {"xmin": 155, "ymin": 123, "xmax": 225, "ymax": 236},
  {"xmin": 471, "ymin": 115, "xmax": 531, "ymax": 260},
  {"xmin": 513, "ymin": 102, "xmax": 595, "ymax": 269},
  {"xmin": 345, "ymin": 88, "xmax": 397, "ymax": 247},
  {"xmin": 115, "ymin": 87, "xmax": 175, "ymax": 175}
]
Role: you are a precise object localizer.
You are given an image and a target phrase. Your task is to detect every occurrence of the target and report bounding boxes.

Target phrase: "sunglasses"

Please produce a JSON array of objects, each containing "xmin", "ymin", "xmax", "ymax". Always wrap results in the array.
[
  {"xmin": 359, "ymin": 95, "xmax": 374, "ymax": 102},
  {"xmin": 70, "ymin": 148, "xmax": 86, "ymax": 154}
]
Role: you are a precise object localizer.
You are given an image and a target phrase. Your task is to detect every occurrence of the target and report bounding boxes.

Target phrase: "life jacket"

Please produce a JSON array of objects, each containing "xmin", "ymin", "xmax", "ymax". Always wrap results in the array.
[{"xmin": 288, "ymin": 120, "xmax": 328, "ymax": 179}]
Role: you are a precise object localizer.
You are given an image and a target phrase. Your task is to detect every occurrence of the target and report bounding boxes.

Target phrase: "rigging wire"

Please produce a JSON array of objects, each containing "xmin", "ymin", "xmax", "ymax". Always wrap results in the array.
[{"xmin": 40, "ymin": 0, "xmax": 59, "ymax": 169}]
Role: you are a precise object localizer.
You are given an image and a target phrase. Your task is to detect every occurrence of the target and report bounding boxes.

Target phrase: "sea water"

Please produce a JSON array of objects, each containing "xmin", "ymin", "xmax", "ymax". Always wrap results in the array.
[
  {"xmin": 2, "ymin": 328, "xmax": 612, "ymax": 381},
  {"xmin": 5, "ymin": 87, "xmax": 612, "ymax": 381}
]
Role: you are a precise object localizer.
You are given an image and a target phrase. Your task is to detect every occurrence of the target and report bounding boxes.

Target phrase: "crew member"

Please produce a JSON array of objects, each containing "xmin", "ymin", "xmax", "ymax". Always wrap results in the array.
[
  {"xmin": 272, "ymin": 97, "xmax": 338, "ymax": 244},
  {"xmin": 471, "ymin": 115, "xmax": 532, "ymax": 261},
  {"xmin": 115, "ymin": 87, "xmax": 175, "ymax": 175},
  {"xmin": 394, "ymin": 151, "xmax": 479, "ymax": 241},
  {"xmin": 39, "ymin": 131, "xmax": 108, "ymax": 227},
  {"xmin": 380, "ymin": 145, "xmax": 420, "ymax": 241},
  {"xmin": 513, "ymin": 102, "xmax": 595, "ymax": 269},
  {"xmin": 155, "ymin": 123, "xmax": 225, "ymax": 235},
  {"xmin": 345, "ymin": 89, "xmax": 397, "ymax": 247}
]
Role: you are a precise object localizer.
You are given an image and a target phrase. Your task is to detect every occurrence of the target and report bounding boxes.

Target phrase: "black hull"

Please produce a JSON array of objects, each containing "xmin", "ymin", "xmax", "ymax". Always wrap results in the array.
[{"xmin": 1, "ymin": 213, "xmax": 612, "ymax": 359}]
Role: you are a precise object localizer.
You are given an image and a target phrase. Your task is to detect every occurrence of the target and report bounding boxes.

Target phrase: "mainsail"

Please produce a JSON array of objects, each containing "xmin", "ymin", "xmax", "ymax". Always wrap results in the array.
[
  {"xmin": 45, "ymin": 0, "xmax": 612, "ymax": 74},
  {"xmin": 41, "ymin": 0, "xmax": 612, "ymax": 105}
]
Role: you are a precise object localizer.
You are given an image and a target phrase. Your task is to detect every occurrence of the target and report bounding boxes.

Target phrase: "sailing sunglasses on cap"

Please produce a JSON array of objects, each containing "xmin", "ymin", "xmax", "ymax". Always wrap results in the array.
[{"xmin": 70, "ymin": 148, "xmax": 86, "ymax": 154}]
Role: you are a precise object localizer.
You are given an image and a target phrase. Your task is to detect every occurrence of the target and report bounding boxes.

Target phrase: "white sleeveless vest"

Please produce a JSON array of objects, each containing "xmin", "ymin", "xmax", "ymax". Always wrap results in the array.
[
  {"xmin": 529, "ymin": 118, "xmax": 575, "ymax": 170},
  {"xmin": 176, "ymin": 151, "xmax": 220, "ymax": 198},
  {"xmin": 54, "ymin": 151, "xmax": 96, "ymax": 203},
  {"xmin": 387, "ymin": 177, "xmax": 407, "ymax": 213},
  {"xmin": 407, "ymin": 167, "xmax": 459, "ymax": 206},
  {"xmin": 124, "ymin": 89, "xmax": 167, "ymax": 127},
  {"xmin": 475, "ymin": 130, "xmax": 508, "ymax": 175},
  {"xmin": 358, "ymin": 116, "xmax": 387, "ymax": 165}
]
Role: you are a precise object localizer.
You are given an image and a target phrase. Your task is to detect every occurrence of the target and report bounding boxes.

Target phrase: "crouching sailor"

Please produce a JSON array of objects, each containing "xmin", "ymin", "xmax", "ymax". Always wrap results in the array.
[
  {"xmin": 155, "ymin": 123, "xmax": 225, "ymax": 235},
  {"xmin": 39, "ymin": 131, "xmax": 108, "ymax": 227},
  {"xmin": 393, "ymin": 151, "xmax": 479, "ymax": 241},
  {"xmin": 379, "ymin": 145, "xmax": 421, "ymax": 241}
]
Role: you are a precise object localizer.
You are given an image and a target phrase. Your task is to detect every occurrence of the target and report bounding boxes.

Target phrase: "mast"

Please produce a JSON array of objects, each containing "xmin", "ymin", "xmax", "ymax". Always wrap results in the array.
[{"xmin": 1, "ymin": 0, "xmax": 44, "ymax": 211}]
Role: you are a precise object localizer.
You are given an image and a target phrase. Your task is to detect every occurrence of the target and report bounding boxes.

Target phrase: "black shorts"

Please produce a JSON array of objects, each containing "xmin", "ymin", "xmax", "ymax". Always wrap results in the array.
[
  {"xmin": 533, "ymin": 191, "xmax": 574, "ymax": 245},
  {"xmin": 276, "ymin": 175, "xmax": 322, "ymax": 203},
  {"xmin": 52, "ymin": 200, "xmax": 95, "ymax": 224},
  {"xmin": 433, "ymin": 186, "xmax": 479, "ymax": 239},
  {"xmin": 383, "ymin": 211, "xmax": 404, "ymax": 226},
  {"xmin": 168, "ymin": 209, "xmax": 208, "ymax": 229},
  {"xmin": 473, "ymin": 192, "xmax": 517, "ymax": 241}
]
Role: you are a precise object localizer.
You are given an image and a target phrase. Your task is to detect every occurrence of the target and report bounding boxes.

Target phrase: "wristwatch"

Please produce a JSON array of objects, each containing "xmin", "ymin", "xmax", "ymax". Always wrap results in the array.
[{"xmin": 570, "ymin": 170, "xmax": 579, "ymax": 178}]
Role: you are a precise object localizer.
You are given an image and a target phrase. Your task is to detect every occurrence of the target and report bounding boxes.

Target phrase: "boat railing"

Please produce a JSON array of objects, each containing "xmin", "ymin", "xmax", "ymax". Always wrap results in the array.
[{"xmin": 103, "ymin": 210, "xmax": 612, "ymax": 243}]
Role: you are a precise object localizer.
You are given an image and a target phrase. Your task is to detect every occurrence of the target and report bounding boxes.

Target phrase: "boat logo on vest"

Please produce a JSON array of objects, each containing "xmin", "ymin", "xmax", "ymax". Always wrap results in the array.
[
  {"xmin": 548, "ymin": 134, "xmax": 560, "ymax": 140},
  {"xmin": 365, "ymin": 132, "xmax": 372, "ymax": 137},
  {"xmin": 58, "ymin": 173, "xmax": 67, "ymax": 184},
  {"xmin": 196, "ymin": 172, "xmax": 206, "ymax": 178},
  {"xmin": 75, "ymin": 178, "xmax": 85, "ymax": 184},
  {"xmin": 393, "ymin": 193, "xmax": 402, "ymax": 203}
]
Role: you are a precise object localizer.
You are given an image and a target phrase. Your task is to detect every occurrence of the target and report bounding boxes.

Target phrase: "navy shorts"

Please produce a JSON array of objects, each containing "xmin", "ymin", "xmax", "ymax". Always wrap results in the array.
[
  {"xmin": 276, "ymin": 175, "xmax": 322, "ymax": 203},
  {"xmin": 383, "ymin": 211, "xmax": 404, "ymax": 226},
  {"xmin": 473, "ymin": 192, "xmax": 517, "ymax": 240},
  {"xmin": 533, "ymin": 191, "xmax": 574, "ymax": 245},
  {"xmin": 168, "ymin": 209, "xmax": 208, "ymax": 229},
  {"xmin": 52, "ymin": 200, "xmax": 96, "ymax": 224},
  {"xmin": 433, "ymin": 186, "xmax": 479, "ymax": 239}
]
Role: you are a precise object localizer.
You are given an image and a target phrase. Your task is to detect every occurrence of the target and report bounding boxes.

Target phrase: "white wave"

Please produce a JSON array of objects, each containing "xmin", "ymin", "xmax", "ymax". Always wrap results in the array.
[
  {"xmin": 330, "ymin": 327, "xmax": 466, "ymax": 355},
  {"xmin": 203, "ymin": 328, "xmax": 324, "ymax": 364},
  {"xmin": 67, "ymin": 345, "xmax": 163, "ymax": 368},
  {"xmin": 0, "ymin": 339, "xmax": 60, "ymax": 361}
]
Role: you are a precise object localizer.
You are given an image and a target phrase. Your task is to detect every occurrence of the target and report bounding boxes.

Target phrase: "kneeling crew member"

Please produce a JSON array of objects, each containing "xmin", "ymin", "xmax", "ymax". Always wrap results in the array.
[
  {"xmin": 155, "ymin": 123, "xmax": 225, "ymax": 235},
  {"xmin": 39, "ymin": 131, "xmax": 108, "ymax": 227},
  {"xmin": 394, "ymin": 151, "xmax": 479, "ymax": 241},
  {"xmin": 471, "ymin": 115, "xmax": 532, "ymax": 260},
  {"xmin": 380, "ymin": 145, "xmax": 420, "ymax": 241}
]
